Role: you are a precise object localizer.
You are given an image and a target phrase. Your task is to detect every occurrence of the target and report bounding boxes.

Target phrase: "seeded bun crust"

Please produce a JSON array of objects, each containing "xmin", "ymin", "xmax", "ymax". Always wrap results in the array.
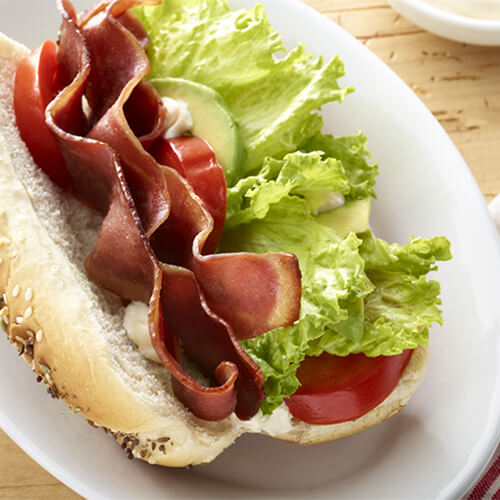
[{"xmin": 0, "ymin": 33, "xmax": 428, "ymax": 467}]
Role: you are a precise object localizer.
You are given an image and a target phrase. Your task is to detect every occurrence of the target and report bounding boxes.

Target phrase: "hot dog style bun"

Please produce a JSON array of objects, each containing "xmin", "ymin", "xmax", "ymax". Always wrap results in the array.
[{"xmin": 0, "ymin": 33, "xmax": 429, "ymax": 467}]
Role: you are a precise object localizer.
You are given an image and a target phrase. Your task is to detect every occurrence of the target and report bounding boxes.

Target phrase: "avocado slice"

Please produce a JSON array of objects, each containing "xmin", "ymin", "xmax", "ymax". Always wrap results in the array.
[
  {"xmin": 151, "ymin": 77, "xmax": 246, "ymax": 186},
  {"xmin": 315, "ymin": 197, "xmax": 371, "ymax": 237}
]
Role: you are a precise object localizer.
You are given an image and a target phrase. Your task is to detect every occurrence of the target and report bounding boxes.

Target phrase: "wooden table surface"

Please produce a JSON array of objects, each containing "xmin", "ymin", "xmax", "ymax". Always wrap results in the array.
[{"xmin": 1, "ymin": 1, "xmax": 499, "ymax": 498}]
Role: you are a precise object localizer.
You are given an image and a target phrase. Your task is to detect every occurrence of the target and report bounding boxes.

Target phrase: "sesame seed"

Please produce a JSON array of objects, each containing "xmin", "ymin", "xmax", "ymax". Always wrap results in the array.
[
  {"xmin": 38, "ymin": 361, "xmax": 51, "ymax": 374},
  {"xmin": 3, "ymin": 315, "xmax": 8, "ymax": 325},
  {"xmin": 36, "ymin": 330, "xmax": 43, "ymax": 342},
  {"xmin": 15, "ymin": 335, "xmax": 26, "ymax": 345},
  {"xmin": 15, "ymin": 316, "xmax": 23, "ymax": 324},
  {"xmin": 47, "ymin": 384, "xmax": 58, "ymax": 399},
  {"xmin": 12, "ymin": 285, "xmax": 20, "ymax": 297},
  {"xmin": 24, "ymin": 306, "xmax": 33, "ymax": 319},
  {"xmin": 0, "ymin": 307, "xmax": 8, "ymax": 318},
  {"xmin": 25, "ymin": 288, "xmax": 32, "ymax": 301},
  {"xmin": 2, "ymin": 294, "xmax": 7, "ymax": 304},
  {"xmin": 36, "ymin": 375, "xmax": 42, "ymax": 383}
]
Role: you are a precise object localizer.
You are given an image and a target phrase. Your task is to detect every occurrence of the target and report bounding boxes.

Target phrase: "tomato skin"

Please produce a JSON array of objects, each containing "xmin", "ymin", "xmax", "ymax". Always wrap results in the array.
[
  {"xmin": 285, "ymin": 350, "xmax": 413, "ymax": 425},
  {"xmin": 151, "ymin": 136, "xmax": 227, "ymax": 254},
  {"xmin": 14, "ymin": 41, "xmax": 71, "ymax": 189}
]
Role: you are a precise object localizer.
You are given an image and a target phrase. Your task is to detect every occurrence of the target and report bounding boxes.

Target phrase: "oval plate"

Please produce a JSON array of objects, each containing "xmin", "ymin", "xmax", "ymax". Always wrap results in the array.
[{"xmin": 1, "ymin": 0, "xmax": 500, "ymax": 498}]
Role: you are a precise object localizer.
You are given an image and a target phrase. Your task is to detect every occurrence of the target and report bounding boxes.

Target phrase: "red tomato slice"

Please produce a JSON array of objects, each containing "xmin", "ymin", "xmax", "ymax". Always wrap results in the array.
[
  {"xmin": 151, "ymin": 136, "xmax": 227, "ymax": 254},
  {"xmin": 285, "ymin": 350, "xmax": 413, "ymax": 425},
  {"xmin": 14, "ymin": 41, "xmax": 71, "ymax": 189}
]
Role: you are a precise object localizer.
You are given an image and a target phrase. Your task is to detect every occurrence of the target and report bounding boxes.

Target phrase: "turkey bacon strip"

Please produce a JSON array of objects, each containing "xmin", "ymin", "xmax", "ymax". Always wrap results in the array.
[{"xmin": 40, "ymin": 0, "xmax": 301, "ymax": 420}]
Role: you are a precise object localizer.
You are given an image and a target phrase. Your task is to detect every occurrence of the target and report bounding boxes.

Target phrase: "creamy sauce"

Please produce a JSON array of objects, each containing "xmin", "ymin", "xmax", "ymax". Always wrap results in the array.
[
  {"xmin": 162, "ymin": 97, "xmax": 194, "ymax": 138},
  {"xmin": 123, "ymin": 301, "xmax": 161, "ymax": 364},
  {"xmin": 240, "ymin": 404, "xmax": 294, "ymax": 436},
  {"xmin": 420, "ymin": 0, "xmax": 500, "ymax": 20},
  {"xmin": 315, "ymin": 192, "xmax": 345, "ymax": 214}
]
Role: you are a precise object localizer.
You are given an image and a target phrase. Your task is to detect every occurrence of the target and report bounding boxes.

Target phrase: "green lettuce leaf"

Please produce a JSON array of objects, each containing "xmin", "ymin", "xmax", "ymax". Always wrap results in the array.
[
  {"xmin": 221, "ymin": 151, "xmax": 451, "ymax": 412},
  {"xmin": 302, "ymin": 132, "xmax": 378, "ymax": 200},
  {"xmin": 358, "ymin": 230, "xmax": 452, "ymax": 275},
  {"xmin": 307, "ymin": 232, "xmax": 452, "ymax": 357},
  {"xmin": 136, "ymin": 0, "xmax": 352, "ymax": 175},
  {"xmin": 225, "ymin": 151, "xmax": 350, "ymax": 228}
]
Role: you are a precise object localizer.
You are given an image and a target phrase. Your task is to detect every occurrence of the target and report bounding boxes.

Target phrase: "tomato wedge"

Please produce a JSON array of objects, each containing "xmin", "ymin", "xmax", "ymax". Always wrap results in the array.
[
  {"xmin": 285, "ymin": 350, "xmax": 413, "ymax": 425},
  {"xmin": 151, "ymin": 136, "xmax": 227, "ymax": 254},
  {"xmin": 14, "ymin": 41, "xmax": 71, "ymax": 189}
]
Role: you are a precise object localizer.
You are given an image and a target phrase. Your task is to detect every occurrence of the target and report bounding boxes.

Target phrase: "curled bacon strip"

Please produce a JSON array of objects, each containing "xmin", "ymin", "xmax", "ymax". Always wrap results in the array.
[{"xmin": 43, "ymin": 0, "xmax": 301, "ymax": 420}]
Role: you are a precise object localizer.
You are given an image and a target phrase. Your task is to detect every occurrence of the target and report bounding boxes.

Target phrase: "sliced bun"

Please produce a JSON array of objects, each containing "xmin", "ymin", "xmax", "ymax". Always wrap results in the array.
[{"xmin": 0, "ymin": 33, "xmax": 428, "ymax": 467}]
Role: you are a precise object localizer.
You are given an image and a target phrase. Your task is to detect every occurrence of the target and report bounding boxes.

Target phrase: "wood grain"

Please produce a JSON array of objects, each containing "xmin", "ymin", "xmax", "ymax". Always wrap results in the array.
[
  {"xmin": 0, "ymin": 429, "xmax": 81, "ymax": 499},
  {"xmin": 1, "ymin": 1, "xmax": 499, "ymax": 498}
]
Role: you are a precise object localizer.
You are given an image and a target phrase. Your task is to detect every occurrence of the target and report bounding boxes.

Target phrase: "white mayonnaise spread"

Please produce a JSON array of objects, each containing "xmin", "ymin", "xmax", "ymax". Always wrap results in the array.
[
  {"xmin": 420, "ymin": 0, "xmax": 500, "ymax": 20},
  {"xmin": 162, "ymin": 97, "xmax": 194, "ymax": 138},
  {"xmin": 240, "ymin": 404, "xmax": 294, "ymax": 436},
  {"xmin": 314, "ymin": 192, "xmax": 345, "ymax": 214},
  {"xmin": 123, "ymin": 301, "xmax": 161, "ymax": 364}
]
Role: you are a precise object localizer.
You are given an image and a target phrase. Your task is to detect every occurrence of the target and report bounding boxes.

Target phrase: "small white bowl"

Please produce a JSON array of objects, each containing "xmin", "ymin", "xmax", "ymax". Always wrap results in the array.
[{"xmin": 388, "ymin": 0, "xmax": 500, "ymax": 45}]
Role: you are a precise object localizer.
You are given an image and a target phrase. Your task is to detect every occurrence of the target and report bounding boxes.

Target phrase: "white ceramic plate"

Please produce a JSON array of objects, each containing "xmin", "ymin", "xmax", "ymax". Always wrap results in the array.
[
  {"xmin": 1, "ymin": 0, "xmax": 500, "ymax": 498},
  {"xmin": 388, "ymin": 0, "xmax": 500, "ymax": 46}
]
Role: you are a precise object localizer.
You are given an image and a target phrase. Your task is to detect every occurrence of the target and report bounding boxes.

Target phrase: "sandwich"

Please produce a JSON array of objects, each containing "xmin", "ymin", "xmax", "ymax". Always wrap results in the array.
[{"xmin": 0, "ymin": 0, "xmax": 451, "ymax": 467}]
